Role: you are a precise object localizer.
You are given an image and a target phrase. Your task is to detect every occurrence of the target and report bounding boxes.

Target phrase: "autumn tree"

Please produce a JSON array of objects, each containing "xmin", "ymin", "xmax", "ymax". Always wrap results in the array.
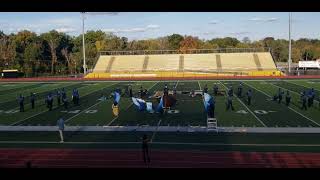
[{"xmin": 179, "ymin": 36, "xmax": 200, "ymax": 53}]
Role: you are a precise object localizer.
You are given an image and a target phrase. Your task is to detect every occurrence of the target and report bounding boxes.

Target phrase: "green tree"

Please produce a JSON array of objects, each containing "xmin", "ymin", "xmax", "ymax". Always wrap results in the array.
[
  {"xmin": 41, "ymin": 30, "xmax": 64, "ymax": 74},
  {"xmin": 168, "ymin": 34, "xmax": 184, "ymax": 50}
]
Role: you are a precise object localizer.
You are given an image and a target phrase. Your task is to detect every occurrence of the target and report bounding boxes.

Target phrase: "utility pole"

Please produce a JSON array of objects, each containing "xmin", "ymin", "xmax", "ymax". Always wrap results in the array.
[
  {"xmin": 288, "ymin": 12, "xmax": 292, "ymax": 74},
  {"xmin": 81, "ymin": 12, "xmax": 86, "ymax": 75}
]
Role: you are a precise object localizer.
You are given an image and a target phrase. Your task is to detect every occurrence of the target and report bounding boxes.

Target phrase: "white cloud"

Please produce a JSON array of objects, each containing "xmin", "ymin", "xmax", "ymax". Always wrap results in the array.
[
  {"xmin": 229, "ymin": 31, "xmax": 250, "ymax": 35},
  {"xmin": 86, "ymin": 12, "xmax": 120, "ymax": 16},
  {"xmin": 203, "ymin": 31, "xmax": 215, "ymax": 35},
  {"xmin": 48, "ymin": 18, "xmax": 76, "ymax": 26},
  {"xmin": 265, "ymin": 18, "xmax": 278, "ymax": 22},
  {"xmin": 103, "ymin": 24, "xmax": 160, "ymax": 34},
  {"xmin": 55, "ymin": 27, "xmax": 76, "ymax": 33},
  {"xmin": 146, "ymin": 24, "xmax": 160, "ymax": 29},
  {"xmin": 248, "ymin": 17, "xmax": 279, "ymax": 22},
  {"xmin": 208, "ymin": 20, "xmax": 219, "ymax": 24}
]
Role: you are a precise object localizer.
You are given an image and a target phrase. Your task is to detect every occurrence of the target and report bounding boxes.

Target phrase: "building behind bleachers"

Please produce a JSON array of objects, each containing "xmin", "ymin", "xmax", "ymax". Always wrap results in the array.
[{"xmin": 86, "ymin": 48, "xmax": 283, "ymax": 79}]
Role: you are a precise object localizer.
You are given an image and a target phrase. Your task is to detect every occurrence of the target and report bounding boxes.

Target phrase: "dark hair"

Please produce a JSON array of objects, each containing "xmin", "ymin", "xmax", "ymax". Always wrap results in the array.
[{"xmin": 143, "ymin": 134, "xmax": 148, "ymax": 140}]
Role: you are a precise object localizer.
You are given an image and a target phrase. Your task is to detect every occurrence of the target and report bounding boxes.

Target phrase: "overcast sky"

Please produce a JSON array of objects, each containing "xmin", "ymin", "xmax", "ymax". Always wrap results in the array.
[{"xmin": 0, "ymin": 12, "xmax": 319, "ymax": 41}]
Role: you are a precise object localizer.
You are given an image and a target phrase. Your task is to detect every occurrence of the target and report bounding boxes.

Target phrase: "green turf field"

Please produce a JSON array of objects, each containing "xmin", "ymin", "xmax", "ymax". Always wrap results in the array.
[
  {"xmin": 0, "ymin": 79, "xmax": 319, "ymax": 128},
  {"xmin": 1, "ymin": 79, "xmax": 320, "ymax": 151}
]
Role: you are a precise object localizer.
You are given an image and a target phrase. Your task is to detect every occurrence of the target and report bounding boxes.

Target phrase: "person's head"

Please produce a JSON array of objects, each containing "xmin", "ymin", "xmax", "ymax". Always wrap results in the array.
[
  {"xmin": 143, "ymin": 134, "xmax": 148, "ymax": 140},
  {"xmin": 287, "ymin": 90, "xmax": 290, "ymax": 94},
  {"xmin": 113, "ymin": 101, "xmax": 118, "ymax": 106}
]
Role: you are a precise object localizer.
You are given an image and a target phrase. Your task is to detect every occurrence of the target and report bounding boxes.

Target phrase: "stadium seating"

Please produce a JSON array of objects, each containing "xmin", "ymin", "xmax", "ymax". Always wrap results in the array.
[
  {"xmin": 86, "ymin": 52, "xmax": 281, "ymax": 78},
  {"xmin": 146, "ymin": 55, "xmax": 179, "ymax": 71},
  {"xmin": 183, "ymin": 54, "xmax": 217, "ymax": 72}
]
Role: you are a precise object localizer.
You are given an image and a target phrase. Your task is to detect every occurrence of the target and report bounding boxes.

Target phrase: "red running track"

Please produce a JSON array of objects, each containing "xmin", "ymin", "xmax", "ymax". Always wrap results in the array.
[{"xmin": 1, "ymin": 148, "xmax": 320, "ymax": 168}]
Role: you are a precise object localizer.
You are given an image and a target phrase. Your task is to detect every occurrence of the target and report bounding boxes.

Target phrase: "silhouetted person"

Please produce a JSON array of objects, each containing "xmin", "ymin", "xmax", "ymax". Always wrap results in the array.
[
  {"xmin": 56, "ymin": 90, "xmax": 61, "ymax": 106},
  {"xmin": 213, "ymin": 84, "xmax": 218, "ymax": 96},
  {"xmin": 278, "ymin": 88, "xmax": 284, "ymax": 104},
  {"xmin": 25, "ymin": 161, "xmax": 32, "ymax": 168},
  {"xmin": 237, "ymin": 83, "xmax": 243, "ymax": 97},
  {"xmin": 226, "ymin": 95, "xmax": 235, "ymax": 111},
  {"xmin": 203, "ymin": 84, "xmax": 208, "ymax": 94},
  {"xmin": 285, "ymin": 90, "xmax": 291, "ymax": 106},
  {"xmin": 142, "ymin": 134, "xmax": 150, "ymax": 164},
  {"xmin": 30, "ymin": 93, "xmax": 35, "ymax": 109},
  {"xmin": 129, "ymin": 85, "xmax": 133, "ymax": 97},
  {"xmin": 18, "ymin": 94, "xmax": 24, "ymax": 112},
  {"xmin": 246, "ymin": 89, "xmax": 252, "ymax": 106}
]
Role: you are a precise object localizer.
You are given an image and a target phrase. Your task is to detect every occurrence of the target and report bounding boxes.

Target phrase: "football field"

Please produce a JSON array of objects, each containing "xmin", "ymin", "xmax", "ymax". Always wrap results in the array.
[
  {"xmin": 1, "ymin": 79, "xmax": 320, "ymax": 151},
  {"xmin": 0, "ymin": 79, "xmax": 319, "ymax": 128}
]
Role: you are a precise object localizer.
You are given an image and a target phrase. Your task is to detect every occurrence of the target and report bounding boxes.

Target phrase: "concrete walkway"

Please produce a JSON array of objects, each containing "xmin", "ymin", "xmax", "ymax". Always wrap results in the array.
[{"xmin": 1, "ymin": 125, "xmax": 320, "ymax": 133}]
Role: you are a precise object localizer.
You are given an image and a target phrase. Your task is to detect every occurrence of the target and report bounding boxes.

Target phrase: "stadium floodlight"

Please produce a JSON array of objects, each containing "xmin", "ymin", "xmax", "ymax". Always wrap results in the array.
[
  {"xmin": 288, "ymin": 12, "xmax": 292, "ymax": 74},
  {"xmin": 80, "ymin": 12, "xmax": 119, "ymax": 76},
  {"xmin": 81, "ymin": 12, "xmax": 86, "ymax": 76}
]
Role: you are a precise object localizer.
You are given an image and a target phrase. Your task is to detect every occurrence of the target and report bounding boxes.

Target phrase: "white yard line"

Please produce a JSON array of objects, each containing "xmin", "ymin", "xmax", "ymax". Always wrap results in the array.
[
  {"xmin": 243, "ymin": 81, "xmax": 320, "ymax": 127},
  {"xmin": 151, "ymin": 119, "xmax": 162, "ymax": 142},
  {"xmin": 283, "ymin": 81, "xmax": 319, "ymax": 103},
  {"xmin": 10, "ymin": 83, "xmax": 117, "ymax": 126},
  {"xmin": 219, "ymin": 81, "xmax": 267, "ymax": 127},
  {"xmin": 197, "ymin": 81, "xmax": 202, "ymax": 90},
  {"xmin": 174, "ymin": 81, "xmax": 179, "ymax": 89},
  {"xmin": 1, "ymin": 83, "xmax": 91, "ymax": 112},
  {"xmin": 10, "ymin": 110, "xmax": 49, "ymax": 126},
  {"xmin": 65, "ymin": 101, "xmax": 103, "ymax": 123},
  {"xmin": 286, "ymin": 80, "xmax": 320, "ymax": 92}
]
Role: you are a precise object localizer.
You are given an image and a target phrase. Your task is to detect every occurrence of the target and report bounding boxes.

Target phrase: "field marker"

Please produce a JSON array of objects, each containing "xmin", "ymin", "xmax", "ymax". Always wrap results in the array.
[
  {"xmin": 243, "ymin": 81, "xmax": 320, "ymax": 127},
  {"xmin": 10, "ymin": 83, "xmax": 118, "ymax": 126},
  {"xmin": 219, "ymin": 81, "xmax": 267, "ymax": 127}
]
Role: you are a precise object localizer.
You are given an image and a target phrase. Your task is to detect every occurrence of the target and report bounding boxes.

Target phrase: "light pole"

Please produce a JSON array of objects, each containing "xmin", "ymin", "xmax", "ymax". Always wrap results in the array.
[
  {"xmin": 81, "ymin": 12, "xmax": 86, "ymax": 75},
  {"xmin": 288, "ymin": 12, "xmax": 292, "ymax": 74}
]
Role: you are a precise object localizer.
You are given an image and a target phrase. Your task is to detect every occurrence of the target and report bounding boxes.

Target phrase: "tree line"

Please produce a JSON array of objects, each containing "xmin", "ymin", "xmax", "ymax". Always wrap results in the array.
[{"xmin": 1, "ymin": 30, "xmax": 320, "ymax": 76}]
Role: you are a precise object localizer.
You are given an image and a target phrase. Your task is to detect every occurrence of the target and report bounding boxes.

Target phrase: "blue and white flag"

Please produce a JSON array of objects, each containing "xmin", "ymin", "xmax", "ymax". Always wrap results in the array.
[
  {"xmin": 132, "ymin": 97, "xmax": 147, "ymax": 111},
  {"xmin": 156, "ymin": 95, "xmax": 164, "ymax": 113},
  {"xmin": 114, "ymin": 91, "xmax": 121, "ymax": 104},
  {"xmin": 131, "ymin": 97, "xmax": 155, "ymax": 113},
  {"xmin": 203, "ymin": 93, "xmax": 214, "ymax": 112}
]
